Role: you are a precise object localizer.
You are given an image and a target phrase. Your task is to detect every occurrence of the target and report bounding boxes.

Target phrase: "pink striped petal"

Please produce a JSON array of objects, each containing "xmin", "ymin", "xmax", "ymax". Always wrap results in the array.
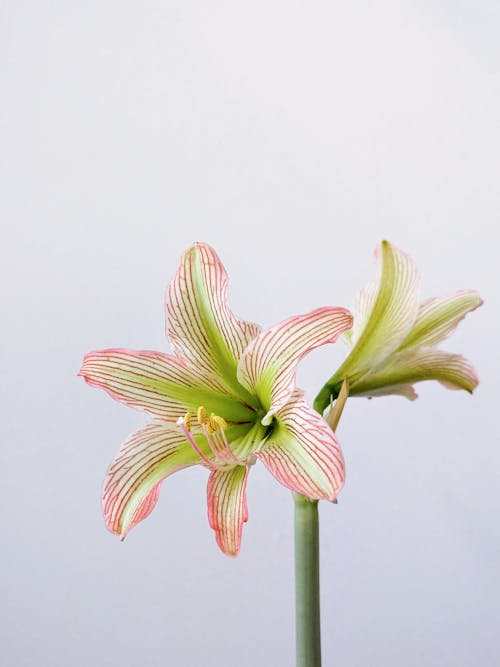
[
  {"xmin": 125, "ymin": 481, "xmax": 162, "ymax": 534},
  {"xmin": 103, "ymin": 422, "xmax": 200, "ymax": 538},
  {"xmin": 79, "ymin": 349, "xmax": 255, "ymax": 423},
  {"xmin": 398, "ymin": 290, "xmax": 483, "ymax": 351},
  {"xmin": 257, "ymin": 392, "xmax": 345, "ymax": 500},
  {"xmin": 237, "ymin": 308, "xmax": 352, "ymax": 425},
  {"xmin": 207, "ymin": 465, "xmax": 249, "ymax": 557},
  {"xmin": 166, "ymin": 243, "xmax": 261, "ymax": 398},
  {"xmin": 350, "ymin": 347, "xmax": 479, "ymax": 398}
]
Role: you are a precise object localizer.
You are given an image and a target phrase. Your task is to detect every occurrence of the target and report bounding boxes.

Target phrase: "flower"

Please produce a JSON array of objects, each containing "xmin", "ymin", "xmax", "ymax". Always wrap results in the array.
[
  {"xmin": 80, "ymin": 243, "xmax": 352, "ymax": 556},
  {"xmin": 314, "ymin": 240, "xmax": 482, "ymax": 413}
]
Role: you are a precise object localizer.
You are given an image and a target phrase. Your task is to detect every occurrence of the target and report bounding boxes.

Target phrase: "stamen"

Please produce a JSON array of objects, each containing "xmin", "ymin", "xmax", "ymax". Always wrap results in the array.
[
  {"xmin": 179, "ymin": 407, "xmax": 247, "ymax": 470},
  {"xmin": 177, "ymin": 416, "xmax": 215, "ymax": 469},
  {"xmin": 218, "ymin": 427, "xmax": 242, "ymax": 465},
  {"xmin": 210, "ymin": 414, "xmax": 228, "ymax": 431},
  {"xmin": 206, "ymin": 413, "xmax": 218, "ymax": 434},
  {"xmin": 201, "ymin": 423, "xmax": 220, "ymax": 458},
  {"xmin": 197, "ymin": 406, "xmax": 208, "ymax": 425}
]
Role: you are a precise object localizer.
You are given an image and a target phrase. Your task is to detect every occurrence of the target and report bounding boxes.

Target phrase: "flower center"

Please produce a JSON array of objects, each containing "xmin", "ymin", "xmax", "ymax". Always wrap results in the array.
[{"xmin": 177, "ymin": 406, "xmax": 251, "ymax": 471}]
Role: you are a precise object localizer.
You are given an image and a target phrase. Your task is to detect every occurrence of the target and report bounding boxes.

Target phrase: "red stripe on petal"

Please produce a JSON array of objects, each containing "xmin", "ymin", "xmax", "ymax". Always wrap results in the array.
[
  {"xmin": 258, "ymin": 392, "xmax": 345, "ymax": 500},
  {"xmin": 237, "ymin": 308, "xmax": 352, "ymax": 421},
  {"xmin": 102, "ymin": 422, "xmax": 199, "ymax": 537},
  {"xmin": 125, "ymin": 481, "xmax": 162, "ymax": 534},
  {"xmin": 166, "ymin": 243, "xmax": 261, "ymax": 384},
  {"xmin": 79, "ymin": 348, "xmax": 253, "ymax": 422},
  {"xmin": 206, "ymin": 465, "xmax": 249, "ymax": 557}
]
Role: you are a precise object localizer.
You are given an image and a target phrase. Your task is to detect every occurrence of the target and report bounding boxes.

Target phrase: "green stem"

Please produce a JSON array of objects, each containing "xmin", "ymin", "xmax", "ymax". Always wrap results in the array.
[{"xmin": 294, "ymin": 493, "xmax": 321, "ymax": 667}]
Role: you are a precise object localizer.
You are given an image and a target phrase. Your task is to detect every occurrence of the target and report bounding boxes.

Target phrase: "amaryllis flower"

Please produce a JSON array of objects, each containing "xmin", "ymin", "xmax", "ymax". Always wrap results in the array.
[
  {"xmin": 80, "ymin": 243, "xmax": 352, "ymax": 556},
  {"xmin": 315, "ymin": 240, "xmax": 482, "ymax": 413}
]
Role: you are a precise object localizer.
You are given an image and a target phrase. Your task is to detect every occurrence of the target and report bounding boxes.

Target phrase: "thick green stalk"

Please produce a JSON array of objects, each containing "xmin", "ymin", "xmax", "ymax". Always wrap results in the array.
[
  {"xmin": 294, "ymin": 493, "xmax": 321, "ymax": 667},
  {"xmin": 294, "ymin": 380, "xmax": 348, "ymax": 666}
]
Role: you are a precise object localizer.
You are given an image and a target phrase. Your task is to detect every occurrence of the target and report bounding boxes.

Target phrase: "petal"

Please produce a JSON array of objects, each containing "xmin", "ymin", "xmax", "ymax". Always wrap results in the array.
[
  {"xmin": 166, "ymin": 243, "xmax": 261, "ymax": 401},
  {"xmin": 79, "ymin": 349, "xmax": 256, "ymax": 423},
  {"xmin": 125, "ymin": 480, "xmax": 162, "ymax": 534},
  {"xmin": 350, "ymin": 241, "xmax": 420, "ymax": 350},
  {"xmin": 207, "ymin": 465, "xmax": 249, "ymax": 557},
  {"xmin": 237, "ymin": 307, "xmax": 352, "ymax": 425},
  {"xmin": 257, "ymin": 392, "xmax": 345, "ymax": 500},
  {"xmin": 398, "ymin": 290, "xmax": 483, "ymax": 350},
  {"xmin": 103, "ymin": 422, "xmax": 200, "ymax": 537},
  {"xmin": 349, "ymin": 347, "xmax": 479, "ymax": 398},
  {"xmin": 316, "ymin": 241, "xmax": 421, "ymax": 411},
  {"xmin": 354, "ymin": 384, "xmax": 419, "ymax": 400}
]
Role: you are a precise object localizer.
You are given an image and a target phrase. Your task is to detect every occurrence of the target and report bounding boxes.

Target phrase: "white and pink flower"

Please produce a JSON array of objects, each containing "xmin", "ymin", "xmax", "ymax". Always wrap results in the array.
[{"xmin": 80, "ymin": 243, "xmax": 352, "ymax": 556}]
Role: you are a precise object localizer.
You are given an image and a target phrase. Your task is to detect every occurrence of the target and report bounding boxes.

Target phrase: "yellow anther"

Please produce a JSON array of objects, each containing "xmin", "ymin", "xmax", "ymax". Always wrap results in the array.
[
  {"xmin": 183, "ymin": 412, "xmax": 192, "ymax": 432},
  {"xmin": 206, "ymin": 414, "xmax": 218, "ymax": 434},
  {"xmin": 211, "ymin": 415, "xmax": 228, "ymax": 431},
  {"xmin": 206, "ymin": 413, "xmax": 228, "ymax": 434},
  {"xmin": 197, "ymin": 406, "xmax": 208, "ymax": 425}
]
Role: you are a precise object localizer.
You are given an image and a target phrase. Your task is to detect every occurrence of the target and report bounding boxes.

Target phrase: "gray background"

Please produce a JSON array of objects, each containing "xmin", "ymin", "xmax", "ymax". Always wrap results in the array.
[{"xmin": 1, "ymin": 1, "xmax": 499, "ymax": 665}]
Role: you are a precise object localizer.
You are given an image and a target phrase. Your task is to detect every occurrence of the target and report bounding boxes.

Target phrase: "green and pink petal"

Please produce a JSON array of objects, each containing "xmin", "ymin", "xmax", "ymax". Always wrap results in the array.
[
  {"xmin": 207, "ymin": 464, "xmax": 249, "ymax": 557},
  {"xmin": 103, "ymin": 422, "xmax": 200, "ymax": 538},
  {"xmin": 257, "ymin": 392, "xmax": 345, "ymax": 500},
  {"xmin": 237, "ymin": 308, "xmax": 352, "ymax": 425},
  {"xmin": 166, "ymin": 243, "xmax": 261, "ymax": 401},
  {"xmin": 79, "ymin": 349, "xmax": 255, "ymax": 423}
]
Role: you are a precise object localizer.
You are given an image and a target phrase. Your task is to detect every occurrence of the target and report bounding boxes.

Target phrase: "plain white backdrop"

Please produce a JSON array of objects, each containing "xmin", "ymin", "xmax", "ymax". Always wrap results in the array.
[{"xmin": 2, "ymin": 1, "xmax": 499, "ymax": 665}]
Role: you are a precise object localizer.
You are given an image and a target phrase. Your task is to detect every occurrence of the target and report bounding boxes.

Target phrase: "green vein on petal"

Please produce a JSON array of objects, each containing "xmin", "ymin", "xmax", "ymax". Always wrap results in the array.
[
  {"xmin": 397, "ymin": 290, "xmax": 483, "ymax": 351},
  {"xmin": 80, "ymin": 349, "xmax": 256, "ymax": 422},
  {"xmin": 166, "ymin": 243, "xmax": 261, "ymax": 408},
  {"xmin": 349, "ymin": 347, "xmax": 479, "ymax": 397},
  {"xmin": 314, "ymin": 240, "xmax": 420, "ymax": 412}
]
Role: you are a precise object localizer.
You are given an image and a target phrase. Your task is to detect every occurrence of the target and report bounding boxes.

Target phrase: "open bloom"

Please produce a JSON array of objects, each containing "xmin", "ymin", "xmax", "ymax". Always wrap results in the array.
[
  {"xmin": 314, "ymin": 240, "xmax": 482, "ymax": 413},
  {"xmin": 80, "ymin": 243, "xmax": 352, "ymax": 556}
]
